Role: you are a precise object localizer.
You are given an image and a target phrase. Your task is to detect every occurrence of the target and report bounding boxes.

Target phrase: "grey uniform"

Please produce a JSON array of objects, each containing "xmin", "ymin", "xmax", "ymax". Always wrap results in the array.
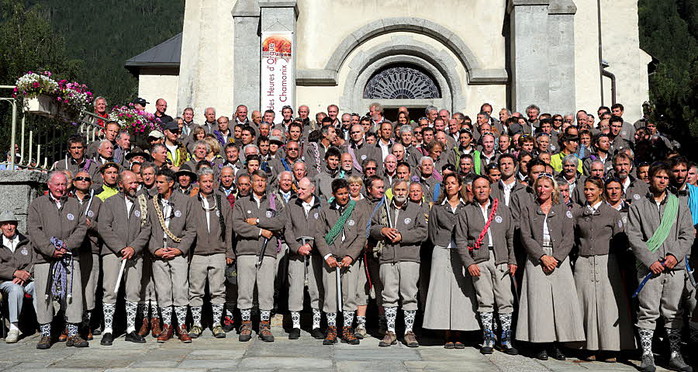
[
  {"xmin": 232, "ymin": 193, "xmax": 286, "ymax": 311},
  {"xmin": 314, "ymin": 199, "xmax": 369, "ymax": 313},
  {"xmin": 455, "ymin": 199, "xmax": 515, "ymax": 314},
  {"xmin": 27, "ymin": 195, "xmax": 88, "ymax": 325},
  {"xmin": 75, "ymin": 191, "xmax": 102, "ymax": 314},
  {"xmin": 283, "ymin": 196, "xmax": 324, "ymax": 312},
  {"xmin": 100, "ymin": 193, "xmax": 151, "ymax": 304},
  {"xmin": 628, "ymin": 192, "xmax": 693, "ymax": 330},
  {"xmin": 147, "ymin": 192, "xmax": 196, "ymax": 308},
  {"xmin": 369, "ymin": 200, "xmax": 428, "ymax": 311}
]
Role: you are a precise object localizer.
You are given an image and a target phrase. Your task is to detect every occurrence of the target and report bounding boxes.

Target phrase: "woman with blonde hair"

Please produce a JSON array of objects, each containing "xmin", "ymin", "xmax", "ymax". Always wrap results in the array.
[{"xmin": 516, "ymin": 173, "xmax": 584, "ymax": 360}]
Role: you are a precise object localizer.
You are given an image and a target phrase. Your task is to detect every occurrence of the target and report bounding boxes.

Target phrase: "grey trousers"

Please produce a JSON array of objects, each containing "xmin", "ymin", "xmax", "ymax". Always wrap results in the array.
[
  {"xmin": 237, "ymin": 255, "xmax": 276, "ymax": 311},
  {"xmin": 287, "ymin": 254, "xmax": 323, "ymax": 312},
  {"xmin": 102, "ymin": 254, "xmax": 143, "ymax": 304},
  {"xmin": 636, "ymin": 268, "xmax": 686, "ymax": 330},
  {"xmin": 0, "ymin": 281, "xmax": 35, "ymax": 323},
  {"xmin": 33, "ymin": 261, "xmax": 83, "ymax": 324},
  {"xmin": 471, "ymin": 254, "xmax": 514, "ymax": 314},
  {"xmin": 189, "ymin": 253, "xmax": 226, "ymax": 306},
  {"xmin": 322, "ymin": 260, "xmax": 359, "ymax": 313},
  {"xmin": 141, "ymin": 255, "xmax": 157, "ymax": 303},
  {"xmin": 79, "ymin": 253, "xmax": 100, "ymax": 311},
  {"xmin": 152, "ymin": 256, "xmax": 189, "ymax": 308},
  {"xmin": 380, "ymin": 261, "xmax": 420, "ymax": 311}
]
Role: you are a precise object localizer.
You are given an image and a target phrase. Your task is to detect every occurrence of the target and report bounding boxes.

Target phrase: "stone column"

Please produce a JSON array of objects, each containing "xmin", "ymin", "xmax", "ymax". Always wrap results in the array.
[
  {"xmin": 548, "ymin": 0, "xmax": 577, "ymax": 116},
  {"xmin": 0, "ymin": 170, "xmax": 47, "ymax": 232},
  {"xmin": 259, "ymin": 0, "xmax": 297, "ymax": 111},
  {"xmin": 508, "ymin": 0, "xmax": 551, "ymax": 113},
  {"xmin": 233, "ymin": 0, "xmax": 261, "ymax": 110}
]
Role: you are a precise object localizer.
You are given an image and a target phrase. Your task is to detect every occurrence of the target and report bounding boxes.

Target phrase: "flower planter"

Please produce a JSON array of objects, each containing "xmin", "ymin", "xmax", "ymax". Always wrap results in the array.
[{"xmin": 23, "ymin": 94, "xmax": 59, "ymax": 118}]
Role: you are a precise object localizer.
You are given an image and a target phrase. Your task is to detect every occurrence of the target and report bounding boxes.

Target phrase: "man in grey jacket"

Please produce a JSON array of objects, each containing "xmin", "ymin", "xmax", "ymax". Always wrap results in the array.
[
  {"xmin": 98, "ymin": 170, "xmax": 151, "ymax": 345},
  {"xmin": 28, "ymin": 171, "xmax": 88, "ymax": 349},
  {"xmin": 369, "ymin": 180, "xmax": 428, "ymax": 348},
  {"xmin": 628, "ymin": 163, "xmax": 694, "ymax": 372},
  {"xmin": 147, "ymin": 168, "xmax": 196, "ymax": 343}
]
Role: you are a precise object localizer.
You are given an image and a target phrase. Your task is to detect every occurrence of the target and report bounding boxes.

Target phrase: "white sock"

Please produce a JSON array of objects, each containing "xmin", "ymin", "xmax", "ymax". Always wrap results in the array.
[{"xmin": 10, "ymin": 323, "xmax": 19, "ymax": 331}]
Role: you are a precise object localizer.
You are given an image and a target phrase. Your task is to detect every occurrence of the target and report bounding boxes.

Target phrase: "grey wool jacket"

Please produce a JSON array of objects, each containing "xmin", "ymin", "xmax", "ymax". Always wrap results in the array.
[
  {"xmin": 99, "ymin": 193, "xmax": 151, "ymax": 256},
  {"xmin": 314, "ymin": 199, "xmax": 369, "ymax": 261},
  {"xmin": 27, "ymin": 195, "xmax": 88, "ymax": 264},
  {"xmin": 455, "ymin": 199, "xmax": 515, "ymax": 268},
  {"xmin": 146, "ymin": 191, "xmax": 197, "ymax": 255},
  {"xmin": 232, "ymin": 193, "xmax": 286, "ymax": 258},
  {"xmin": 369, "ymin": 199, "xmax": 428, "ymax": 264},
  {"xmin": 519, "ymin": 202, "xmax": 575, "ymax": 263}
]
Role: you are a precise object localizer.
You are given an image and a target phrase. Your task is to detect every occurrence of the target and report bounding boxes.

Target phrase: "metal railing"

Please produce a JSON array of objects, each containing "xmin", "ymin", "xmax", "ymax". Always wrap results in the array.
[{"xmin": 0, "ymin": 85, "xmax": 104, "ymax": 171}]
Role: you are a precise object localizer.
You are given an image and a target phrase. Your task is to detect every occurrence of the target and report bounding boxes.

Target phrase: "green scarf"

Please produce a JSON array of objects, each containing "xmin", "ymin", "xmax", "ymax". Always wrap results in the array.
[
  {"xmin": 324, "ymin": 200, "xmax": 356, "ymax": 246},
  {"xmin": 645, "ymin": 193, "xmax": 679, "ymax": 253}
]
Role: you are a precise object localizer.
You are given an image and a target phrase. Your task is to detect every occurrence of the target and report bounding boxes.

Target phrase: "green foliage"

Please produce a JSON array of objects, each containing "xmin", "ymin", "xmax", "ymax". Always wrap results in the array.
[{"xmin": 639, "ymin": 0, "xmax": 698, "ymax": 149}]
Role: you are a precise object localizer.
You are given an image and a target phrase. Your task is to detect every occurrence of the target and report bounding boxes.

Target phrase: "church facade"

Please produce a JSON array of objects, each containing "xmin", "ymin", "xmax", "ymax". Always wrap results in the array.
[{"xmin": 126, "ymin": 0, "xmax": 651, "ymax": 121}]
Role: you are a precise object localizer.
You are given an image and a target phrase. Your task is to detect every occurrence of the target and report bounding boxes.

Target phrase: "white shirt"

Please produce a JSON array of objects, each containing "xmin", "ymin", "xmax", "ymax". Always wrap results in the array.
[
  {"xmin": 302, "ymin": 197, "xmax": 315, "ymax": 217},
  {"xmin": 478, "ymin": 200, "xmax": 493, "ymax": 248},
  {"xmin": 542, "ymin": 214, "xmax": 551, "ymax": 247},
  {"xmin": 201, "ymin": 196, "xmax": 211, "ymax": 233},
  {"xmin": 621, "ymin": 177, "xmax": 631, "ymax": 194},
  {"xmin": 378, "ymin": 139, "xmax": 391, "ymax": 161},
  {"xmin": 49, "ymin": 194, "xmax": 62, "ymax": 209},
  {"xmin": 125, "ymin": 196, "xmax": 134, "ymax": 218},
  {"xmin": 2, "ymin": 234, "xmax": 19, "ymax": 253},
  {"xmin": 587, "ymin": 201, "xmax": 602, "ymax": 213},
  {"xmin": 500, "ymin": 179, "xmax": 517, "ymax": 206}
]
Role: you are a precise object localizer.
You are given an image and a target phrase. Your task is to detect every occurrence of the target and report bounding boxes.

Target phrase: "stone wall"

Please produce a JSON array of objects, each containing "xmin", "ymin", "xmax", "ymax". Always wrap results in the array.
[{"xmin": 0, "ymin": 170, "xmax": 47, "ymax": 232}]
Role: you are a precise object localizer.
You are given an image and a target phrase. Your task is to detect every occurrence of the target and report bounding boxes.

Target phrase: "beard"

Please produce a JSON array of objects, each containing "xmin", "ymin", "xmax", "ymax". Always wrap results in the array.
[{"xmin": 394, "ymin": 195, "xmax": 407, "ymax": 204}]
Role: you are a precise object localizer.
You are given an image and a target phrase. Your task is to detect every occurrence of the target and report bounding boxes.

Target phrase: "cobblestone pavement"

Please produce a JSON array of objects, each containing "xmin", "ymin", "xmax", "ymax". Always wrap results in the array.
[{"xmin": 0, "ymin": 318, "xmax": 677, "ymax": 372}]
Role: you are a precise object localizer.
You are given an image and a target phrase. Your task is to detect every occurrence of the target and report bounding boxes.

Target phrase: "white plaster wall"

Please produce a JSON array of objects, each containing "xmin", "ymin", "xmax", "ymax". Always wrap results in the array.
[
  {"xmin": 178, "ymin": 0, "xmax": 236, "ymax": 121},
  {"xmin": 573, "ymin": 0, "xmax": 602, "ymax": 115},
  {"xmin": 600, "ymin": 0, "xmax": 651, "ymax": 121},
  {"xmin": 138, "ymin": 75, "xmax": 179, "ymax": 117},
  {"xmin": 295, "ymin": 0, "xmax": 507, "ymax": 71}
]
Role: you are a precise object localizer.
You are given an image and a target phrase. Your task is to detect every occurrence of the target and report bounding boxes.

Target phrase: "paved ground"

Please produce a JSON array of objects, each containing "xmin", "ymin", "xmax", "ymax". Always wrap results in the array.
[{"xmin": 0, "ymin": 319, "xmax": 678, "ymax": 372}]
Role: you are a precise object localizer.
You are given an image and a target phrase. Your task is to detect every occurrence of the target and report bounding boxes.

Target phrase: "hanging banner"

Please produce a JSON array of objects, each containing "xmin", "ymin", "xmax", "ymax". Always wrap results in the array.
[{"xmin": 261, "ymin": 31, "xmax": 293, "ymax": 119}]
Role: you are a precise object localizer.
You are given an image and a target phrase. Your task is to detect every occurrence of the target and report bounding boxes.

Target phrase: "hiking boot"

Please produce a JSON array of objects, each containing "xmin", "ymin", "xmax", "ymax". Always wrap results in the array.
[
  {"xmin": 137, "ymin": 318, "xmax": 150, "ymax": 337},
  {"xmin": 668, "ymin": 353, "xmax": 692, "ymax": 372},
  {"xmin": 58, "ymin": 327, "xmax": 68, "ymax": 342},
  {"xmin": 288, "ymin": 328, "xmax": 301, "ymax": 340},
  {"xmin": 156, "ymin": 324, "xmax": 173, "ymax": 343},
  {"xmin": 639, "ymin": 354, "xmax": 656, "ymax": 372},
  {"xmin": 341, "ymin": 326, "xmax": 359, "ymax": 345},
  {"xmin": 379, "ymin": 331, "xmax": 397, "ymax": 347},
  {"xmin": 125, "ymin": 331, "xmax": 146, "ymax": 343},
  {"xmin": 311, "ymin": 328, "xmax": 324, "ymax": 339},
  {"xmin": 222, "ymin": 315, "xmax": 235, "ymax": 333},
  {"xmin": 480, "ymin": 329, "xmax": 495, "ymax": 354},
  {"xmin": 36, "ymin": 335, "xmax": 52, "ymax": 349},
  {"xmin": 354, "ymin": 324, "xmax": 367, "ymax": 339},
  {"xmin": 404, "ymin": 331, "xmax": 419, "ymax": 348},
  {"xmin": 212, "ymin": 325, "xmax": 226, "ymax": 338},
  {"xmin": 178, "ymin": 325, "xmax": 192, "ymax": 343},
  {"xmin": 323, "ymin": 326, "xmax": 338, "ymax": 345},
  {"xmin": 188, "ymin": 325, "xmax": 203, "ymax": 338},
  {"xmin": 66, "ymin": 335, "xmax": 89, "ymax": 347},
  {"xmin": 499, "ymin": 329, "xmax": 518, "ymax": 355},
  {"xmin": 239, "ymin": 320, "xmax": 253, "ymax": 342},
  {"xmin": 150, "ymin": 318, "xmax": 162, "ymax": 338},
  {"xmin": 259, "ymin": 321, "xmax": 274, "ymax": 342}
]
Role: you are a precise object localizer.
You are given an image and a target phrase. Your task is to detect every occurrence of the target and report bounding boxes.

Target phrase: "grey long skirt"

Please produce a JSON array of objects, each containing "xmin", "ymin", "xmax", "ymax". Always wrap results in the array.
[
  {"xmin": 516, "ymin": 247, "xmax": 586, "ymax": 343},
  {"xmin": 422, "ymin": 245, "xmax": 479, "ymax": 331},
  {"xmin": 574, "ymin": 254, "xmax": 636, "ymax": 351}
]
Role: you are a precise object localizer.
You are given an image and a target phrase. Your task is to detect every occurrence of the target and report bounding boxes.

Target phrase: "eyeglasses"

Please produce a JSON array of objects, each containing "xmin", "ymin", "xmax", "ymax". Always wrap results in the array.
[
  {"xmin": 287, "ymin": 148, "xmax": 299, "ymax": 151},
  {"xmin": 365, "ymin": 167, "xmax": 377, "ymax": 170},
  {"xmin": 553, "ymin": 118, "xmax": 563, "ymax": 122},
  {"xmin": 74, "ymin": 177, "xmax": 91, "ymax": 182}
]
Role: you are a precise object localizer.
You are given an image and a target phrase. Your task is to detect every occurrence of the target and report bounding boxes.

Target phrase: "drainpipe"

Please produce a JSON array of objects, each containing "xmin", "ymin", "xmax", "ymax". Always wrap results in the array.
[
  {"xmin": 597, "ymin": 0, "xmax": 604, "ymax": 105},
  {"xmin": 601, "ymin": 67, "xmax": 617, "ymax": 105}
]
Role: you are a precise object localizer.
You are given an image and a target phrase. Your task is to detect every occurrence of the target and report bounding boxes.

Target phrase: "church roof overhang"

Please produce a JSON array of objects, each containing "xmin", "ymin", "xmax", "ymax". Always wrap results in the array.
[{"xmin": 125, "ymin": 33, "xmax": 182, "ymax": 76}]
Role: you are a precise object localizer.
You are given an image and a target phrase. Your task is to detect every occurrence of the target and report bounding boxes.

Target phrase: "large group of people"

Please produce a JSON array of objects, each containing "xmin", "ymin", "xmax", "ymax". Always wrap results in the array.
[{"xmin": 2, "ymin": 97, "xmax": 698, "ymax": 372}]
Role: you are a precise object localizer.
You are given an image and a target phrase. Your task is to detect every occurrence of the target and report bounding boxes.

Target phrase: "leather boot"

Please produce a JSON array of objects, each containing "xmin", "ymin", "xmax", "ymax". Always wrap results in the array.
[
  {"xmin": 156, "ymin": 324, "xmax": 173, "ymax": 343},
  {"xmin": 58, "ymin": 327, "xmax": 68, "ymax": 342},
  {"xmin": 177, "ymin": 325, "xmax": 192, "ymax": 343},
  {"xmin": 137, "ymin": 318, "xmax": 150, "ymax": 337},
  {"xmin": 150, "ymin": 318, "xmax": 162, "ymax": 338}
]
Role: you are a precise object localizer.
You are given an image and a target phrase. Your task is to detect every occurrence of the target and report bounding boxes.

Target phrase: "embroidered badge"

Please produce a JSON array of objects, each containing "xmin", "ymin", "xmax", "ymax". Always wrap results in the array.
[
  {"xmin": 566, "ymin": 210, "xmax": 573, "ymax": 219},
  {"xmin": 404, "ymin": 217, "xmax": 412, "ymax": 225},
  {"xmin": 174, "ymin": 210, "xmax": 182, "ymax": 218},
  {"xmin": 87, "ymin": 210, "xmax": 94, "ymax": 218},
  {"xmin": 633, "ymin": 194, "xmax": 640, "ymax": 200},
  {"xmin": 622, "ymin": 216, "xmax": 628, "ymax": 225},
  {"xmin": 216, "ymin": 210, "xmax": 220, "ymax": 217},
  {"xmin": 67, "ymin": 213, "xmax": 75, "ymax": 221},
  {"xmin": 266, "ymin": 211, "xmax": 273, "ymax": 218},
  {"xmin": 617, "ymin": 219, "xmax": 623, "ymax": 229},
  {"xmin": 134, "ymin": 210, "xmax": 141, "ymax": 218},
  {"xmin": 348, "ymin": 219, "xmax": 356, "ymax": 226},
  {"xmin": 247, "ymin": 210, "xmax": 252, "ymax": 214},
  {"xmin": 495, "ymin": 215, "xmax": 503, "ymax": 223},
  {"xmin": 314, "ymin": 212, "xmax": 319, "ymax": 220},
  {"xmin": 20, "ymin": 247, "xmax": 28, "ymax": 256},
  {"xmin": 361, "ymin": 154, "xmax": 367, "ymax": 161}
]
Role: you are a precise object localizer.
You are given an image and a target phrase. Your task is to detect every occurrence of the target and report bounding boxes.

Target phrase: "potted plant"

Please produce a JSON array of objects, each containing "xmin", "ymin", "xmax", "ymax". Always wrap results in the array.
[{"xmin": 14, "ymin": 71, "xmax": 59, "ymax": 117}]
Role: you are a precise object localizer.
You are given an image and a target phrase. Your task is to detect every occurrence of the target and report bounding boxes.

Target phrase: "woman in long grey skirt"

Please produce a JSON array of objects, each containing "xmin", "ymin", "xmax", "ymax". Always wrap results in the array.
[
  {"xmin": 516, "ymin": 173, "xmax": 585, "ymax": 360},
  {"xmin": 423, "ymin": 173, "xmax": 480, "ymax": 348},
  {"xmin": 573, "ymin": 177, "xmax": 636, "ymax": 362}
]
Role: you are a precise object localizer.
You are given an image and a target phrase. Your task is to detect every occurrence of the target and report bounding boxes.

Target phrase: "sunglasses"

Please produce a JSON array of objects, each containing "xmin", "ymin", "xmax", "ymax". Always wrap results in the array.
[
  {"xmin": 74, "ymin": 177, "xmax": 92, "ymax": 182},
  {"xmin": 537, "ymin": 173, "xmax": 554, "ymax": 179}
]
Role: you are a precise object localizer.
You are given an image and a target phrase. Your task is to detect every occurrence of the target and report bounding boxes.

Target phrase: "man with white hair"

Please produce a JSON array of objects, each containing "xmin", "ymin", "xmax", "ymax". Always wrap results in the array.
[
  {"xmin": 417, "ymin": 156, "xmax": 440, "ymax": 202},
  {"xmin": 201, "ymin": 107, "xmax": 219, "ymax": 134},
  {"xmin": 28, "ymin": 171, "xmax": 88, "ymax": 349},
  {"xmin": 0, "ymin": 210, "xmax": 34, "ymax": 343}
]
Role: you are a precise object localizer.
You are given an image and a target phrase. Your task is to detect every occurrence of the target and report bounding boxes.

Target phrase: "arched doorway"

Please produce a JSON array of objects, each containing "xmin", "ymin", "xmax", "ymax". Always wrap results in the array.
[{"xmin": 363, "ymin": 65, "xmax": 442, "ymax": 121}]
